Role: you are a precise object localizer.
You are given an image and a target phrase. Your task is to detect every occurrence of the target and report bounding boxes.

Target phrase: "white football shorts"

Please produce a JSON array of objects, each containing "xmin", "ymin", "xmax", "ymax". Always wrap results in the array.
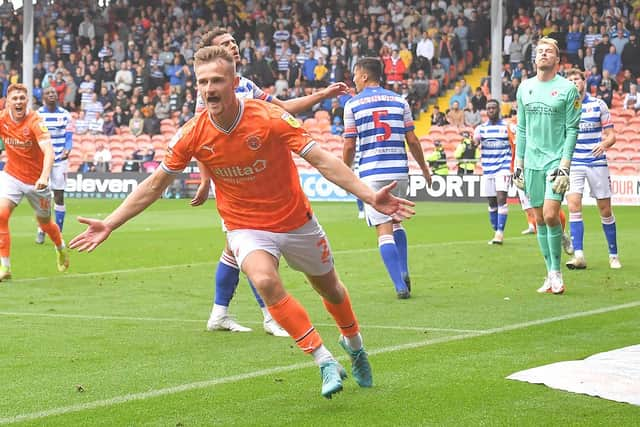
[
  {"xmin": 0, "ymin": 171, "xmax": 52, "ymax": 217},
  {"xmin": 362, "ymin": 179, "xmax": 408, "ymax": 227},
  {"xmin": 226, "ymin": 216, "xmax": 334, "ymax": 277},
  {"xmin": 482, "ymin": 170, "xmax": 511, "ymax": 197},
  {"xmin": 567, "ymin": 166, "xmax": 612, "ymax": 199},
  {"xmin": 50, "ymin": 160, "xmax": 69, "ymax": 191},
  {"xmin": 517, "ymin": 188, "xmax": 532, "ymax": 210}
]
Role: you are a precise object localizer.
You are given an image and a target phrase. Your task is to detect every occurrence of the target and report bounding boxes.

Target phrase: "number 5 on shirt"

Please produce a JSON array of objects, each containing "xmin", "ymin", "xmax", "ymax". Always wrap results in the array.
[{"xmin": 372, "ymin": 110, "xmax": 391, "ymax": 142}]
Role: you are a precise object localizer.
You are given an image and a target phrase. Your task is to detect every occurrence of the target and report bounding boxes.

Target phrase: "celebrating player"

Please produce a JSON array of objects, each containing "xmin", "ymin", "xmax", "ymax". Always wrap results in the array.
[
  {"xmin": 0, "ymin": 84, "xmax": 70, "ymax": 281},
  {"xmin": 514, "ymin": 37, "xmax": 581, "ymax": 294},
  {"xmin": 565, "ymin": 69, "xmax": 621, "ymax": 270},
  {"xmin": 70, "ymin": 46, "xmax": 416, "ymax": 398},
  {"xmin": 342, "ymin": 57, "xmax": 432, "ymax": 299},
  {"xmin": 192, "ymin": 28, "xmax": 349, "ymax": 336},
  {"xmin": 35, "ymin": 86, "xmax": 73, "ymax": 244},
  {"xmin": 473, "ymin": 99, "xmax": 512, "ymax": 245}
]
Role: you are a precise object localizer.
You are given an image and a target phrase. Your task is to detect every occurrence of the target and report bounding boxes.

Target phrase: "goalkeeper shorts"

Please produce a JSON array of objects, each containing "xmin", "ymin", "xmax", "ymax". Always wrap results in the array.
[{"xmin": 524, "ymin": 168, "xmax": 563, "ymax": 208}]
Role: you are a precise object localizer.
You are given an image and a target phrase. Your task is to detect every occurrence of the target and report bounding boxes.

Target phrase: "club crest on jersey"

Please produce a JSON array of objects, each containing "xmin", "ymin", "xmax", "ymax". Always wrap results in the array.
[
  {"xmin": 281, "ymin": 112, "xmax": 301, "ymax": 128},
  {"xmin": 574, "ymin": 100, "xmax": 581, "ymax": 110},
  {"xmin": 23, "ymin": 127, "xmax": 30, "ymax": 136},
  {"xmin": 38, "ymin": 122, "xmax": 48, "ymax": 133},
  {"xmin": 550, "ymin": 90, "xmax": 558, "ymax": 97},
  {"xmin": 246, "ymin": 135, "xmax": 262, "ymax": 150}
]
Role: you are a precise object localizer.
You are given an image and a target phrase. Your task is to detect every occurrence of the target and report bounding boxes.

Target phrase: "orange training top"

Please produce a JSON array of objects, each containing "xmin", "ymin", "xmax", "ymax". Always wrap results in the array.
[
  {"xmin": 0, "ymin": 110, "xmax": 51, "ymax": 184},
  {"xmin": 162, "ymin": 99, "xmax": 315, "ymax": 232}
]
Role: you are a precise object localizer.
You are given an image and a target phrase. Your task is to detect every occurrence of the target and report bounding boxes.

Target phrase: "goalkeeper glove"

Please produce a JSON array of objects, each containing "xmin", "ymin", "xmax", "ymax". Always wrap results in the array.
[
  {"xmin": 549, "ymin": 159, "xmax": 571, "ymax": 194},
  {"xmin": 512, "ymin": 158, "xmax": 525, "ymax": 190}
]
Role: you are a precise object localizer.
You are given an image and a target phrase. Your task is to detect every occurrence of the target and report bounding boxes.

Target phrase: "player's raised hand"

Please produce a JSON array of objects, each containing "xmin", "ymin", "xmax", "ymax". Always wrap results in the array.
[
  {"xmin": 190, "ymin": 180, "xmax": 210, "ymax": 207},
  {"xmin": 372, "ymin": 181, "xmax": 416, "ymax": 221},
  {"xmin": 69, "ymin": 217, "xmax": 113, "ymax": 252},
  {"xmin": 322, "ymin": 82, "xmax": 350, "ymax": 98}
]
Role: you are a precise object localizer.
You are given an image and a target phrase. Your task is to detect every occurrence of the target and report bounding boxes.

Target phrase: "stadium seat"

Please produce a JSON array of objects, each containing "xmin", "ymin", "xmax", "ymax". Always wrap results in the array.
[
  {"xmin": 314, "ymin": 110, "xmax": 330, "ymax": 121},
  {"xmin": 627, "ymin": 116, "xmax": 640, "ymax": 127},
  {"xmin": 136, "ymin": 135, "xmax": 151, "ymax": 145},
  {"xmin": 619, "ymin": 165, "xmax": 638, "ymax": 175}
]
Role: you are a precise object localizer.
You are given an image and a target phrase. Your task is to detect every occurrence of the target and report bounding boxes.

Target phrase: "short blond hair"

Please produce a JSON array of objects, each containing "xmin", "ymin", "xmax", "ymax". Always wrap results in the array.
[
  {"xmin": 537, "ymin": 37, "xmax": 559, "ymax": 56},
  {"xmin": 194, "ymin": 45, "xmax": 235, "ymax": 69},
  {"xmin": 7, "ymin": 83, "xmax": 28, "ymax": 96},
  {"xmin": 566, "ymin": 68, "xmax": 585, "ymax": 81}
]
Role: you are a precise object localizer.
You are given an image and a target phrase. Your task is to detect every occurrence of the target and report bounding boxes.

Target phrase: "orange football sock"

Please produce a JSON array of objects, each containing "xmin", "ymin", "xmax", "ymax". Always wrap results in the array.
[
  {"xmin": 268, "ymin": 294, "xmax": 323, "ymax": 354},
  {"xmin": 559, "ymin": 209, "xmax": 567, "ymax": 231},
  {"xmin": 0, "ymin": 207, "xmax": 11, "ymax": 258},
  {"xmin": 39, "ymin": 220, "xmax": 63, "ymax": 247},
  {"xmin": 322, "ymin": 289, "xmax": 360, "ymax": 338}
]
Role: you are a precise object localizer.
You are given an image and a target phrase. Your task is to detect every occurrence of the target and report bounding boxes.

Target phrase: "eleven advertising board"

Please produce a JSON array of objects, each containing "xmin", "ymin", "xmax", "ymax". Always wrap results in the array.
[{"xmin": 64, "ymin": 172, "xmax": 640, "ymax": 206}]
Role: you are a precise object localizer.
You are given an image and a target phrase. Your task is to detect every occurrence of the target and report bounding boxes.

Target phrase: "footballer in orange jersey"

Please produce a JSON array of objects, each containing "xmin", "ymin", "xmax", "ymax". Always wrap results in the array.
[
  {"xmin": 0, "ymin": 84, "xmax": 70, "ymax": 281},
  {"xmin": 70, "ymin": 46, "xmax": 415, "ymax": 399}
]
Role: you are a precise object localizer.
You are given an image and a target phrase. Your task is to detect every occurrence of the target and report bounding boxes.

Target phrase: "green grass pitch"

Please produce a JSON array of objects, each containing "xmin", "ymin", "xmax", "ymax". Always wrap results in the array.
[{"xmin": 1, "ymin": 199, "xmax": 639, "ymax": 426}]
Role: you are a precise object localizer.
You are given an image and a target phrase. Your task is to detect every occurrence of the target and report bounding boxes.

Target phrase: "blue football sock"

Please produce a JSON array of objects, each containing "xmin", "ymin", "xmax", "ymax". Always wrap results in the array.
[
  {"xmin": 601, "ymin": 215, "xmax": 618, "ymax": 255},
  {"xmin": 356, "ymin": 199, "xmax": 364, "ymax": 213},
  {"xmin": 378, "ymin": 235, "xmax": 407, "ymax": 293},
  {"xmin": 214, "ymin": 254, "xmax": 240, "ymax": 307},
  {"xmin": 569, "ymin": 212, "xmax": 584, "ymax": 251},
  {"xmin": 393, "ymin": 225, "xmax": 408, "ymax": 277},
  {"xmin": 488, "ymin": 207, "xmax": 498, "ymax": 231},
  {"xmin": 55, "ymin": 204, "xmax": 65, "ymax": 232},
  {"xmin": 248, "ymin": 279, "xmax": 266, "ymax": 308},
  {"xmin": 497, "ymin": 204, "xmax": 508, "ymax": 232}
]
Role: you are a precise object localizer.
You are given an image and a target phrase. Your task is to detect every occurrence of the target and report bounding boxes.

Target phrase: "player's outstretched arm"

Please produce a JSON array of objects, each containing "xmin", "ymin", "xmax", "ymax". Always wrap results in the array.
[
  {"xmin": 70, "ymin": 168, "xmax": 176, "ymax": 252},
  {"xmin": 276, "ymin": 82, "xmax": 349, "ymax": 115},
  {"xmin": 304, "ymin": 145, "xmax": 415, "ymax": 221}
]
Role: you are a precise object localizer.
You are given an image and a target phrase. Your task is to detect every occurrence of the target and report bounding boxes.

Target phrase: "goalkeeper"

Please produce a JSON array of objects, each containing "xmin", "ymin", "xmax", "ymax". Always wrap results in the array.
[{"xmin": 512, "ymin": 37, "xmax": 581, "ymax": 295}]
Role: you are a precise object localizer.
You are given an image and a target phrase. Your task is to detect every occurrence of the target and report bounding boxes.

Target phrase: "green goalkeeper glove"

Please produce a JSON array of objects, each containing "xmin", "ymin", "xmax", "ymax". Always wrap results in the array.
[
  {"xmin": 549, "ymin": 159, "xmax": 571, "ymax": 194},
  {"xmin": 512, "ymin": 158, "xmax": 525, "ymax": 190}
]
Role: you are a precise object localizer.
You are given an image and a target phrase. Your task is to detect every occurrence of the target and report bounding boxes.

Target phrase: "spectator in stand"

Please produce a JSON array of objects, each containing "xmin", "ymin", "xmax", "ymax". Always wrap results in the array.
[
  {"xmin": 611, "ymin": 28, "xmax": 629, "ymax": 58},
  {"xmin": 115, "ymin": 62, "xmax": 133, "ymax": 96},
  {"xmin": 132, "ymin": 144, "xmax": 155, "ymax": 162},
  {"xmin": 622, "ymin": 33, "xmax": 640, "ymax": 79},
  {"xmin": 586, "ymin": 66, "xmax": 602, "ymax": 93},
  {"xmin": 78, "ymin": 73, "xmax": 95, "ymax": 111},
  {"xmin": 600, "ymin": 69, "xmax": 619, "ymax": 93},
  {"xmin": 446, "ymin": 101, "xmax": 465, "ymax": 128},
  {"xmin": 74, "ymin": 110, "xmax": 89, "ymax": 135},
  {"xmin": 464, "ymin": 105, "xmax": 482, "ymax": 128},
  {"xmin": 449, "ymin": 85, "xmax": 468, "ymax": 110},
  {"xmin": 597, "ymin": 80, "xmax": 613, "ymax": 108},
  {"xmin": 430, "ymin": 105, "xmax": 448, "ymax": 126},
  {"xmin": 383, "ymin": 48, "xmax": 407, "ymax": 86},
  {"xmin": 330, "ymin": 116, "xmax": 344, "ymax": 136},
  {"xmin": 93, "ymin": 141, "xmax": 111, "ymax": 172},
  {"xmin": 426, "ymin": 140, "xmax": 449, "ymax": 176},
  {"xmin": 89, "ymin": 111, "xmax": 105, "ymax": 135},
  {"xmin": 97, "ymin": 86, "xmax": 114, "ymax": 112},
  {"xmin": 583, "ymin": 47, "xmax": 595, "ymax": 72},
  {"xmin": 620, "ymin": 69, "xmax": 634, "ymax": 95},
  {"xmin": 142, "ymin": 105, "xmax": 160, "ymax": 136},
  {"xmin": 51, "ymin": 72, "xmax": 67, "ymax": 104},
  {"xmin": 602, "ymin": 45, "xmax": 621, "ymax": 76},
  {"xmin": 314, "ymin": 57, "xmax": 329, "ymax": 86},
  {"xmin": 102, "ymin": 113, "xmax": 116, "ymax": 136},
  {"xmin": 155, "ymin": 93, "xmax": 171, "ymax": 120},
  {"xmin": 128, "ymin": 109, "xmax": 144, "ymax": 137},
  {"xmin": 565, "ymin": 23, "xmax": 584, "ymax": 66},
  {"xmin": 113, "ymin": 105, "xmax": 129, "ymax": 128},
  {"xmin": 178, "ymin": 104, "xmax": 194, "ymax": 126},
  {"xmin": 594, "ymin": 34, "xmax": 612, "ymax": 72},
  {"xmin": 623, "ymin": 84, "xmax": 640, "ymax": 112},
  {"xmin": 431, "ymin": 61, "xmax": 446, "ymax": 92},
  {"xmin": 471, "ymin": 86, "xmax": 487, "ymax": 111},
  {"xmin": 509, "ymin": 33, "xmax": 524, "ymax": 71}
]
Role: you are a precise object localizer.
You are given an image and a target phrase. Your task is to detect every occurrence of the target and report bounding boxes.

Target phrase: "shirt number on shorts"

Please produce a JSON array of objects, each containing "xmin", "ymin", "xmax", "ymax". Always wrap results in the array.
[
  {"xmin": 39, "ymin": 197, "xmax": 50, "ymax": 210},
  {"xmin": 316, "ymin": 237, "xmax": 331, "ymax": 264},
  {"xmin": 372, "ymin": 110, "xmax": 392, "ymax": 142}
]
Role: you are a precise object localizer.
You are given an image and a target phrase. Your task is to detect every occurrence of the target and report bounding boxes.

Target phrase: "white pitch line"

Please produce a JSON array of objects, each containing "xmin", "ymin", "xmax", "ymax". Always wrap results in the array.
[
  {"xmin": 10, "ymin": 237, "xmax": 530, "ymax": 283},
  {"xmin": 1, "ymin": 300, "xmax": 638, "ymax": 425},
  {"xmin": 0, "ymin": 311, "xmax": 482, "ymax": 333}
]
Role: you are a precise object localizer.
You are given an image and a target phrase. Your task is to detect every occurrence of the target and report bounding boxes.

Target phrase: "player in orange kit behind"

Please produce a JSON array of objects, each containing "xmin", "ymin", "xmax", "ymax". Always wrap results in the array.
[{"xmin": 0, "ymin": 84, "xmax": 70, "ymax": 281}]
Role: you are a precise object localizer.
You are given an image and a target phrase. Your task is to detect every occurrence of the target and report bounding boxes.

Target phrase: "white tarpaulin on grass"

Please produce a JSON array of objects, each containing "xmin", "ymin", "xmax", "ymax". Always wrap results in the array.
[{"xmin": 507, "ymin": 345, "xmax": 640, "ymax": 406}]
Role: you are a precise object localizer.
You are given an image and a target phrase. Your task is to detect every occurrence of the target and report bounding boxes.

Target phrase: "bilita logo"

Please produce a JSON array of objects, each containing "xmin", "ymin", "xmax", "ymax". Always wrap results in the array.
[{"xmin": 213, "ymin": 160, "xmax": 267, "ymax": 178}]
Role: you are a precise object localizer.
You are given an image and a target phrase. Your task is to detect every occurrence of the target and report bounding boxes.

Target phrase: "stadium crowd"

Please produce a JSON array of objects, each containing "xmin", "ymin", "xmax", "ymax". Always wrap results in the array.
[{"xmin": 0, "ymin": 1, "xmax": 639, "ymax": 172}]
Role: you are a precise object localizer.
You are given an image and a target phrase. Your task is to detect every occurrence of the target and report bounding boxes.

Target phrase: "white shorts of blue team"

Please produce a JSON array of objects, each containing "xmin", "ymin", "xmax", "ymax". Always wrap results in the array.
[
  {"xmin": 567, "ymin": 165, "xmax": 612, "ymax": 200},
  {"xmin": 362, "ymin": 179, "xmax": 408, "ymax": 227},
  {"xmin": 50, "ymin": 160, "xmax": 69, "ymax": 191},
  {"xmin": 226, "ymin": 216, "xmax": 335, "ymax": 277},
  {"xmin": 0, "ymin": 171, "xmax": 52, "ymax": 217},
  {"xmin": 517, "ymin": 188, "xmax": 532, "ymax": 210},
  {"xmin": 480, "ymin": 170, "xmax": 511, "ymax": 197}
]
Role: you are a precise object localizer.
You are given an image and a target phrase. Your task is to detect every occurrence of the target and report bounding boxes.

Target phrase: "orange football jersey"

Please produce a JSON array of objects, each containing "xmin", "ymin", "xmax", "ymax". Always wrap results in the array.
[
  {"xmin": 163, "ymin": 99, "xmax": 315, "ymax": 232},
  {"xmin": 0, "ymin": 110, "xmax": 51, "ymax": 184}
]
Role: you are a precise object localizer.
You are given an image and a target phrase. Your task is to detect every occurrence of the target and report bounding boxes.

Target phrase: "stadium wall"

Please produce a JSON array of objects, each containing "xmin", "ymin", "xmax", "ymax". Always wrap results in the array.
[{"xmin": 64, "ymin": 172, "xmax": 640, "ymax": 206}]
